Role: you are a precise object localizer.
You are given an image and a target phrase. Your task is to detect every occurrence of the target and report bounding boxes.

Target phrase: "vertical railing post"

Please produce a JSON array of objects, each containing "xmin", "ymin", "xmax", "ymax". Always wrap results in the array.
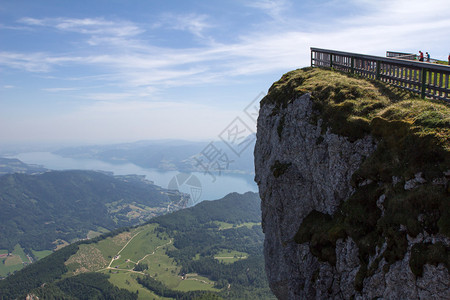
[
  {"xmin": 376, "ymin": 60, "xmax": 381, "ymax": 80},
  {"xmin": 421, "ymin": 68, "xmax": 427, "ymax": 98},
  {"xmin": 330, "ymin": 54, "xmax": 333, "ymax": 68},
  {"xmin": 351, "ymin": 56, "xmax": 354, "ymax": 74},
  {"xmin": 311, "ymin": 50, "xmax": 313, "ymax": 67}
]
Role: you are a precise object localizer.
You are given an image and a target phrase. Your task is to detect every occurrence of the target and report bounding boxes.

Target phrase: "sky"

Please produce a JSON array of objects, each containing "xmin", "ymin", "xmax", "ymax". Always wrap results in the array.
[{"xmin": 1, "ymin": 0, "xmax": 449, "ymax": 146}]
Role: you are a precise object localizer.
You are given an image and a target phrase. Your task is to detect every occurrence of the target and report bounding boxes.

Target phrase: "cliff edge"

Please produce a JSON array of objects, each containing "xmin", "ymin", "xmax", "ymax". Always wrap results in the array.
[{"xmin": 254, "ymin": 67, "xmax": 449, "ymax": 299}]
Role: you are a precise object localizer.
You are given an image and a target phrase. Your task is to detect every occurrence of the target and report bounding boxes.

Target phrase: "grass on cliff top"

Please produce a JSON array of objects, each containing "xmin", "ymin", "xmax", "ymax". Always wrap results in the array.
[
  {"xmin": 263, "ymin": 67, "xmax": 449, "ymax": 179},
  {"xmin": 262, "ymin": 67, "xmax": 449, "ymax": 148}
]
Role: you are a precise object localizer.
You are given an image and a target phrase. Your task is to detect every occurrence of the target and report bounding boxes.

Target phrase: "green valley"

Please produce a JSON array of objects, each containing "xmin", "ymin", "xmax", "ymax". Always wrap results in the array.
[
  {"xmin": 0, "ymin": 169, "xmax": 188, "ymax": 277},
  {"xmin": 0, "ymin": 192, "xmax": 274, "ymax": 299}
]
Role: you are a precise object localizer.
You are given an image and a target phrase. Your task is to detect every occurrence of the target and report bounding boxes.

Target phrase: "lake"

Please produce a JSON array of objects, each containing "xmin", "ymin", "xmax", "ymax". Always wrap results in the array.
[{"xmin": 10, "ymin": 152, "xmax": 258, "ymax": 205}]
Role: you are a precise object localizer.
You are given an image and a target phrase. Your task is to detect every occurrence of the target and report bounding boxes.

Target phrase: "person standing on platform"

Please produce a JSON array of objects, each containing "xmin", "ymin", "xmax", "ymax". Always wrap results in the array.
[
  {"xmin": 426, "ymin": 52, "xmax": 430, "ymax": 62},
  {"xmin": 419, "ymin": 51, "xmax": 424, "ymax": 61}
]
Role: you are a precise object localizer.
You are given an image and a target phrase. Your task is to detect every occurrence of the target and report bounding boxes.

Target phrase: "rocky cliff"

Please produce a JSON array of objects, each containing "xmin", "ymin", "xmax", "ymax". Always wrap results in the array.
[{"xmin": 254, "ymin": 68, "xmax": 450, "ymax": 299}]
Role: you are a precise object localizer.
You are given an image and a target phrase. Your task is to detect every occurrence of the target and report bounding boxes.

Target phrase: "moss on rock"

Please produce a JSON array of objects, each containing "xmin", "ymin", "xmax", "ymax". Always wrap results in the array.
[
  {"xmin": 410, "ymin": 242, "xmax": 450, "ymax": 276},
  {"xmin": 263, "ymin": 67, "xmax": 450, "ymax": 289}
]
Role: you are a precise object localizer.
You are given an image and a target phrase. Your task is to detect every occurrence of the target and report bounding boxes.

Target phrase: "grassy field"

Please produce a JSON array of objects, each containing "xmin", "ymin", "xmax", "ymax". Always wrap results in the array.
[
  {"xmin": 140, "ymin": 243, "xmax": 180, "ymax": 289},
  {"xmin": 31, "ymin": 249, "xmax": 53, "ymax": 260},
  {"xmin": 0, "ymin": 244, "xmax": 28, "ymax": 277},
  {"xmin": 1, "ymin": 227, "xmax": 121, "ymax": 277},
  {"xmin": 53, "ymin": 239, "xmax": 70, "ymax": 251},
  {"xmin": 214, "ymin": 221, "xmax": 261, "ymax": 230},
  {"xmin": 109, "ymin": 224, "xmax": 169, "ymax": 269},
  {"xmin": 65, "ymin": 226, "xmax": 146, "ymax": 274},
  {"xmin": 105, "ymin": 270, "xmax": 172, "ymax": 300},
  {"xmin": 64, "ymin": 222, "xmax": 219, "ymax": 295},
  {"xmin": 1, "ymin": 245, "xmax": 56, "ymax": 277},
  {"xmin": 214, "ymin": 249, "xmax": 248, "ymax": 264},
  {"xmin": 13, "ymin": 244, "xmax": 28, "ymax": 262},
  {"xmin": 65, "ymin": 243, "xmax": 110, "ymax": 274},
  {"xmin": 95, "ymin": 229, "xmax": 138, "ymax": 260},
  {"xmin": 87, "ymin": 226, "xmax": 110, "ymax": 239},
  {"xmin": 175, "ymin": 274, "xmax": 217, "ymax": 292}
]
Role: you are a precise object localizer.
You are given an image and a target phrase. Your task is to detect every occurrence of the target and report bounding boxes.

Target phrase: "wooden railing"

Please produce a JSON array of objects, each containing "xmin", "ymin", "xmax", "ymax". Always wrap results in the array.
[
  {"xmin": 311, "ymin": 47, "xmax": 450, "ymax": 102},
  {"xmin": 386, "ymin": 51, "xmax": 416, "ymax": 61},
  {"xmin": 386, "ymin": 51, "xmax": 440, "ymax": 63}
]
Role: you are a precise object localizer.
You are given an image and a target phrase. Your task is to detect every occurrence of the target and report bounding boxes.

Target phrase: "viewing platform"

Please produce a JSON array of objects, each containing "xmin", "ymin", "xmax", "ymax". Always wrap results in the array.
[{"xmin": 311, "ymin": 48, "xmax": 450, "ymax": 103}]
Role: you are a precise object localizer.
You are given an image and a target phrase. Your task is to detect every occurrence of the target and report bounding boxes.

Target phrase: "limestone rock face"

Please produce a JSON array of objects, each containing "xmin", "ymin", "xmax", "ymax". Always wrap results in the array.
[{"xmin": 254, "ymin": 93, "xmax": 450, "ymax": 299}]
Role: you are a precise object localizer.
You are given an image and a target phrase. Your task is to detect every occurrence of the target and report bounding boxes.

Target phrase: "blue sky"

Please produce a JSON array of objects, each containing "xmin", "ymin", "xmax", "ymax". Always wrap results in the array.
[{"xmin": 1, "ymin": 0, "xmax": 449, "ymax": 145}]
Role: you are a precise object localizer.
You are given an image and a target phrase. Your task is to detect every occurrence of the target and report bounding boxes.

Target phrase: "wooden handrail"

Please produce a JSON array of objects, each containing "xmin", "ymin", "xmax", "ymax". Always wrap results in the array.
[
  {"xmin": 311, "ymin": 47, "xmax": 450, "ymax": 102},
  {"xmin": 386, "ymin": 51, "xmax": 440, "ymax": 63},
  {"xmin": 312, "ymin": 48, "xmax": 450, "ymax": 71}
]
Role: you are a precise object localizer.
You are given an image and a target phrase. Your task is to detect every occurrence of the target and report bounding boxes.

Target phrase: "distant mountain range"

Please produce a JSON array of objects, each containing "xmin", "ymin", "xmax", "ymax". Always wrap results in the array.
[
  {"xmin": 0, "ymin": 192, "xmax": 274, "ymax": 299},
  {"xmin": 53, "ymin": 137, "xmax": 256, "ymax": 175}
]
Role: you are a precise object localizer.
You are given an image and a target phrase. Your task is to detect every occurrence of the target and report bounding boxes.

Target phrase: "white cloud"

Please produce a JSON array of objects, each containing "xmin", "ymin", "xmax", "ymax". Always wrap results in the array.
[
  {"xmin": 245, "ymin": 0, "xmax": 291, "ymax": 21},
  {"xmin": 157, "ymin": 13, "xmax": 212, "ymax": 38},
  {"xmin": 85, "ymin": 92, "xmax": 140, "ymax": 101},
  {"xmin": 19, "ymin": 17, "xmax": 143, "ymax": 37},
  {"xmin": 19, "ymin": 17, "xmax": 45, "ymax": 26},
  {"xmin": 2, "ymin": 0, "xmax": 450, "ymax": 144},
  {"xmin": 3, "ymin": 1, "xmax": 450, "ymax": 98},
  {"xmin": 42, "ymin": 87, "xmax": 80, "ymax": 92},
  {"xmin": 0, "ymin": 52, "xmax": 86, "ymax": 72}
]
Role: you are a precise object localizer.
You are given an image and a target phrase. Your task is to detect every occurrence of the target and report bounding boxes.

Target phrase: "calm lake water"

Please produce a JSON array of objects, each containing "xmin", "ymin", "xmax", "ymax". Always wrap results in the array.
[{"xmin": 10, "ymin": 152, "xmax": 258, "ymax": 205}]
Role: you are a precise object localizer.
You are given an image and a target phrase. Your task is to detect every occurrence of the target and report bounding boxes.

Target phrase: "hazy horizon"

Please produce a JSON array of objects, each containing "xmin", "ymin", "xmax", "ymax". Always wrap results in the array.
[{"xmin": 1, "ymin": 0, "xmax": 449, "ymax": 144}]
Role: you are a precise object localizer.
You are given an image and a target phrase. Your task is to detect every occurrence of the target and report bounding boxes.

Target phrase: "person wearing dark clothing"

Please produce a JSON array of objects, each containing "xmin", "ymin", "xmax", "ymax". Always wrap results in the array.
[
  {"xmin": 448, "ymin": 53, "xmax": 450, "ymax": 65},
  {"xmin": 426, "ymin": 52, "xmax": 430, "ymax": 62},
  {"xmin": 419, "ymin": 51, "xmax": 424, "ymax": 62}
]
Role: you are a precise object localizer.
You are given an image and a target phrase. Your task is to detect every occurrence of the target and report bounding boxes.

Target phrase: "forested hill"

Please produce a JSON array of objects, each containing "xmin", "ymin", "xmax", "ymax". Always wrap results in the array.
[
  {"xmin": 0, "ymin": 170, "xmax": 187, "ymax": 253},
  {"xmin": 0, "ymin": 157, "xmax": 47, "ymax": 175},
  {"xmin": 0, "ymin": 192, "xmax": 274, "ymax": 299},
  {"xmin": 151, "ymin": 191, "xmax": 261, "ymax": 230}
]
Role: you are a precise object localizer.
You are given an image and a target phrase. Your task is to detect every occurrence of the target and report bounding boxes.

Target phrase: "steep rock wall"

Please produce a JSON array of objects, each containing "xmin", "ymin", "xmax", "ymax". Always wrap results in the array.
[{"xmin": 255, "ymin": 68, "xmax": 450, "ymax": 299}]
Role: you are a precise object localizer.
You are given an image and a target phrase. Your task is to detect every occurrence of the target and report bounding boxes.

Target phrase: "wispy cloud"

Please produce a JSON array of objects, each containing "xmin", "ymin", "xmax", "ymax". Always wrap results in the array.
[
  {"xmin": 19, "ymin": 17, "xmax": 45, "ymax": 26},
  {"xmin": 19, "ymin": 17, "xmax": 143, "ymax": 37},
  {"xmin": 3, "ymin": 1, "xmax": 450, "ymax": 95},
  {"xmin": 0, "ymin": 23, "xmax": 33, "ymax": 31},
  {"xmin": 0, "ymin": 52, "xmax": 85, "ymax": 72},
  {"xmin": 2, "ymin": 0, "xmax": 450, "ymax": 143},
  {"xmin": 245, "ymin": 0, "xmax": 291, "ymax": 21},
  {"xmin": 42, "ymin": 87, "xmax": 80, "ymax": 92},
  {"xmin": 156, "ymin": 13, "xmax": 212, "ymax": 38}
]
